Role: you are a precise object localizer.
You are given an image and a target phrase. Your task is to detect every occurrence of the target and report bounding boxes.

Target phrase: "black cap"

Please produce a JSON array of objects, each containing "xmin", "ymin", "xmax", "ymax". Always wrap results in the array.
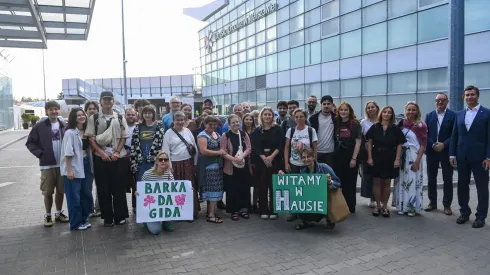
[
  {"xmin": 204, "ymin": 98, "xmax": 213, "ymax": 104},
  {"xmin": 100, "ymin": 91, "xmax": 114, "ymax": 100}
]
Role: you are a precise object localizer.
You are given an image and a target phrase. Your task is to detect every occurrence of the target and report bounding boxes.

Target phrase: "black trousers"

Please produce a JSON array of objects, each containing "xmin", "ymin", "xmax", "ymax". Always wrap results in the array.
[
  {"xmin": 457, "ymin": 159, "xmax": 489, "ymax": 220},
  {"xmin": 93, "ymin": 156, "xmax": 129, "ymax": 223},
  {"xmin": 224, "ymin": 167, "xmax": 251, "ymax": 213},
  {"xmin": 317, "ymin": 152, "xmax": 334, "ymax": 167},
  {"xmin": 426, "ymin": 152, "xmax": 454, "ymax": 207},
  {"xmin": 334, "ymin": 150, "xmax": 358, "ymax": 212}
]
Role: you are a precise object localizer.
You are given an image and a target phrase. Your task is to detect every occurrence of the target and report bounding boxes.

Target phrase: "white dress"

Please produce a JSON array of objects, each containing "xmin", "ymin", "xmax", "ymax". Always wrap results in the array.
[{"xmin": 393, "ymin": 127, "xmax": 424, "ymax": 213}]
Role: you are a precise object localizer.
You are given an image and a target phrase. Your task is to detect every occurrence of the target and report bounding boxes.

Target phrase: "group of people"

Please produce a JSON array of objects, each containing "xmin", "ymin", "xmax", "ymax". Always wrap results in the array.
[{"xmin": 25, "ymin": 85, "xmax": 490, "ymax": 233}]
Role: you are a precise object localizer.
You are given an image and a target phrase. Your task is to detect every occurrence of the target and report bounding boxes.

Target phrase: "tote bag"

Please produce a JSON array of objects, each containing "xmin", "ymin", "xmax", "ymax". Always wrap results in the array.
[{"xmin": 327, "ymin": 188, "xmax": 350, "ymax": 223}]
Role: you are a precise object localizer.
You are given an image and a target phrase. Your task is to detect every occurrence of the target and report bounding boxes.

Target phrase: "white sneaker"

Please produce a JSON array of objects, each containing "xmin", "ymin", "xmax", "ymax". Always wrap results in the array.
[
  {"xmin": 76, "ymin": 224, "xmax": 88, "ymax": 230},
  {"xmin": 408, "ymin": 212, "xmax": 415, "ymax": 217},
  {"xmin": 397, "ymin": 211, "xmax": 405, "ymax": 215},
  {"xmin": 84, "ymin": 222, "xmax": 92, "ymax": 228},
  {"xmin": 260, "ymin": 215, "xmax": 269, "ymax": 220},
  {"xmin": 269, "ymin": 215, "xmax": 278, "ymax": 220}
]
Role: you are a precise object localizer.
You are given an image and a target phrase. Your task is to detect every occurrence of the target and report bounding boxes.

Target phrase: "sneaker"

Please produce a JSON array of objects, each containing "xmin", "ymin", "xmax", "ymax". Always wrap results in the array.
[
  {"xmin": 55, "ymin": 211, "xmax": 70, "ymax": 223},
  {"xmin": 104, "ymin": 220, "xmax": 114, "ymax": 227},
  {"xmin": 397, "ymin": 211, "xmax": 405, "ymax": 215},
  {"xmin": 269, "ymin": 214, "xmax": 278, "ymax": 220},
  {"xmin": 93, "ymin": 211, "xmax": 101, "ymax": 217},
  {"xmin": 44, "ymin": 214, "xmax": 53, "ymax": 227},
  {"xmin": 260, "ymin": 215, "xmax": 269, "ymax": 220},
  {"xmin": 115, "ymin": 220, "xmax": 126, "ymax": 225},
  {"xmin": 75, "ymin": 224, "xmax": 88, "ymax": 230},
  {"xmin": 163, "ymin": 222, "xmax": 174, "ymax": 232},
  {"xmin": 408, "ymin": 212, "xmax": 415, "ymax": 217},
  {"xmin": 368, "ymin": 201, "xmax": 376, "ymax": 208},
  {"xmin": 84, "ymin": 222, "xmax": 92, "ymax": 228}
]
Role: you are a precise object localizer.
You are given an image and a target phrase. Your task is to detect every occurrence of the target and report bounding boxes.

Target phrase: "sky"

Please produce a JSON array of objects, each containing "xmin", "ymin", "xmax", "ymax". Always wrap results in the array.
[{"xmin": 7, "ymin": 0, "xmax": 211, "ymax": 100}]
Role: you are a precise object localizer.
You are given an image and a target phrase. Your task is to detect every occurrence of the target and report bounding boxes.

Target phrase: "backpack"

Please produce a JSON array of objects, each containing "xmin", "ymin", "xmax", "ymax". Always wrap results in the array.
[
  {"xmin": 288, "ymin": 126, "xmax": 313, "ymax": 158},
  {"xmin": 94, "ymin": 113, "xmax": 124, "ymax": 136}
]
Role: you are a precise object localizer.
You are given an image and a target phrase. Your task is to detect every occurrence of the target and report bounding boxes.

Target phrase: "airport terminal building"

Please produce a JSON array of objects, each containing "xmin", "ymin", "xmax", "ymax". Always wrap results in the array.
[{"xmin": 195, "ymin": 0, "xmax": 490, "ymax": 116}]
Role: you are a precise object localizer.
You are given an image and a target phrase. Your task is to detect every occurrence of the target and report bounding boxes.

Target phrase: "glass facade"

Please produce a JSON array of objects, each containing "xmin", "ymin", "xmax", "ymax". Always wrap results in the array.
[
  {"xmin": 0, "ymin": 56, "xmax": 13, "ymax": 130},
  {"xmin": 199, "ymin": 0, "xmax": 490, "ymax": 117}
]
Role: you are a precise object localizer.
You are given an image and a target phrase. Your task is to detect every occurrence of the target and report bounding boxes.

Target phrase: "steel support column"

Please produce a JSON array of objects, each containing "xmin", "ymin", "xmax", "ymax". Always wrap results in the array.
[{"xmin": 448, "ymin": 0, "xmax": 465, "ymax": 111}]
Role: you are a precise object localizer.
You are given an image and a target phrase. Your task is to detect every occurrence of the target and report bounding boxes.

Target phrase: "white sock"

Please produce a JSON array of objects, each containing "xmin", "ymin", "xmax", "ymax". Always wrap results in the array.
[{"xmin": 55, "ymin": 210, "xmax": 61, "ymax": 215}]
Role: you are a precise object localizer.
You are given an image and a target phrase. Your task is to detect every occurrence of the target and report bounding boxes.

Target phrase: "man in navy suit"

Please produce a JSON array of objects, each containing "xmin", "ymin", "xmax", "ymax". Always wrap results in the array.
[
  {"xmin": 425, "ymin": 93, "xmax": 456, "ymax": 215},
  {"xmin": 450, "ymin": 85, "xmax": 490, "ymax": 228}
]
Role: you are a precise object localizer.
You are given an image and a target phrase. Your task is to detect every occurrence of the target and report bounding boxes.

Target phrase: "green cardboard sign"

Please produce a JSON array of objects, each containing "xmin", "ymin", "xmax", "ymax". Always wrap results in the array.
[{"xmin": 273, "ymin": 174, "xmax": 328, "ymax": 214}]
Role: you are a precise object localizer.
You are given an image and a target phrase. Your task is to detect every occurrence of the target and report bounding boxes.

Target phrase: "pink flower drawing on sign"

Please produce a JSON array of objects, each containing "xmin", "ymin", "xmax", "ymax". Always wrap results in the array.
[
  {"xmin": 144, "ymin": 195, "xmax": 156, "ymax": 209},
  {"xmin": 175, "ymin": 194, "xmax": 186, "ymax": 209}
]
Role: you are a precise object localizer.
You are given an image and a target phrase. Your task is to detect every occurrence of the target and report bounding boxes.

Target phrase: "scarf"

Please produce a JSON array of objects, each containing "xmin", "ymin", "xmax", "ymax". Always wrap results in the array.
[{"xmin": 400, "ymin": 119, "xmax": 428, "ymax": 147}]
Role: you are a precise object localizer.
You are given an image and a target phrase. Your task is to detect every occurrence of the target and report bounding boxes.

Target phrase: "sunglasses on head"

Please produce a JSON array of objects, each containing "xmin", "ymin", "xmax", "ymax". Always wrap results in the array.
[{"xmin": 157, "ymin": 158, "xmax": 169, "ymax": 163}]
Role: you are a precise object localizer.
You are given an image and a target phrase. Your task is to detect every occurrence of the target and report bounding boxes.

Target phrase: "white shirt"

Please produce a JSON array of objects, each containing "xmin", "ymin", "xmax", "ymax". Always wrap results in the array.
[
  {"xmin": 465, "ymin": 104, "xmax": 480, "ymax": 131},
  {"xmin": 125, "ymin": 125, "xmax": 136, "ymax": 148},
  {"xmin": 360, "ymin": 119, "xmax": 375, "ymax": 136},
  {"xmin": 317, "ymin": 113, "xmax": 335, "ymax": 153},
  {"xmin": 436, "ymin": 108, "xmax": 447, "ymax": 139},
  {"xmin": 161, "ymin": 127, "xmax": 198, "ymax": 168},
  {"xmin": 285, "ymin": 126, "xmax": 318, "ymax": 166}
]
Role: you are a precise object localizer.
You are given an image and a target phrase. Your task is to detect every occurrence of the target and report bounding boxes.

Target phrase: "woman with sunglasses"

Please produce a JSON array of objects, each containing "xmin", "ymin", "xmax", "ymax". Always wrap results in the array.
[
  {"xmin": 197, "ymin": 115, "xmax": 227, "ymax": 223},
  {"xmin": 60, "ymin": 108, "xmax": 93, "ymax": 230},
  {"xmin": 135, "ymin": 152, "xmax": 175, "ymax": 234},
  {"xmin": 162, "ymin": 111, "xmax": 199, "ymax": 219},
  {"xmin": 130, "ymin": 106, "xmax": 164, "ymax": 182}
]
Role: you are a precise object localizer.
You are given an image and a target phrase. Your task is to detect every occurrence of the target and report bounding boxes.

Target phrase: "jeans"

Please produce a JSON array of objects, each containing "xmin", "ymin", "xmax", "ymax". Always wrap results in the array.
[
  {"xmin": 146, "ymin": 222, "xmax": 162, "ymax": 235},
  {"xmin": 64, "ymin": 157, "xmax": 93, "ymax": 230}
]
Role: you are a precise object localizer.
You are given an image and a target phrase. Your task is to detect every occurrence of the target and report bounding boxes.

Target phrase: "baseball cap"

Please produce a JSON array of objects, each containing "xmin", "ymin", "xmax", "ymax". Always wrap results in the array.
[
  {"xmin": 204, "ymin": 98, "xmax": 213, "ymax": 105},
  {"xmin": 100, "ymin": 91, "xmax": 114, "ymax": 100}
]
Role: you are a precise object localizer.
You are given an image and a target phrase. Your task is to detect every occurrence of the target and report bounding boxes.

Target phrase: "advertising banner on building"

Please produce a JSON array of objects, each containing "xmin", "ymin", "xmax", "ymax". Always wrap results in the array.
[
  {"xmin": 272, "ymin": 174, "xmax": 328, "ymax": 214},
  {"xmin": 136, "ymin": 180, "xmax": 194, "ymax": 223}
]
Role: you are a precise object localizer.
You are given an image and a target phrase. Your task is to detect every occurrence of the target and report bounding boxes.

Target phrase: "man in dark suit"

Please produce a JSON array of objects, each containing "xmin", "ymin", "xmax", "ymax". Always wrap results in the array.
[
  {"xmin": 425, "ymin": 93, "xmax": 456, "ymax": 215},
  {"xmin": 450, "ymin": 85, "xmax": 490, "ymax": 228}
]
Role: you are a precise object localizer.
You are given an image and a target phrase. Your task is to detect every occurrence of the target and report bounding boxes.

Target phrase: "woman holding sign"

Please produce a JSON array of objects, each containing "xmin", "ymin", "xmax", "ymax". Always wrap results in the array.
[
  {"xmin": 221, "ymin": 114, "xmax": 252, "ymax": 221},
  {"xmin": 137, "ymin": 151, "xmax": 175, "ymax": 234},
  {"xmin": 197, "ymin": 115, "xmax": 227, "ymax": 223}
]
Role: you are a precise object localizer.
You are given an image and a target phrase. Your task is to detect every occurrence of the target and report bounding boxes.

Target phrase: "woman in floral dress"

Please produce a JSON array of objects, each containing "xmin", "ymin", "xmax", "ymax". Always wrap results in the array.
[{"xmin": 394, "ymin": 102, "xmax": 427, "ymax": 217}]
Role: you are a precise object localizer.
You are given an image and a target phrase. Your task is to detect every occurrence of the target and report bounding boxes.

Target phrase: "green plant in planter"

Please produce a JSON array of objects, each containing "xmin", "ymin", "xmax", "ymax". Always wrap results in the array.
[
  {"xmin": 31, "ymin": 115, "xmax": 40, "ymax": 125},
  {"xmin": 21, "ymin": 113, "xmax": 33, "ymax": 122}
]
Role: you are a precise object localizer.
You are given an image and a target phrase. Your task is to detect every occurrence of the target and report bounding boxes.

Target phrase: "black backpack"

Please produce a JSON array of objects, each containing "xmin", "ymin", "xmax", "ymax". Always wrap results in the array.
[
  {"xmin": 288, "ymin": 126, "xmax": 313, "ymax": 157},
  {"xmin": 93, "ymin": 113, "xmax": 124, "ymax": 135}
]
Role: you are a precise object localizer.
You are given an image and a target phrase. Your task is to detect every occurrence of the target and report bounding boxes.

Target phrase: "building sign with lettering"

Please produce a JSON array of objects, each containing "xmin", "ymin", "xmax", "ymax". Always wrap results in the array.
[
  {"xmin": 272, "ymin": 174, "xmax": 328, "ymax": 214},
  {"xmin": 204, "ymin": 3, "xmax": 278, "ymax": 53}
]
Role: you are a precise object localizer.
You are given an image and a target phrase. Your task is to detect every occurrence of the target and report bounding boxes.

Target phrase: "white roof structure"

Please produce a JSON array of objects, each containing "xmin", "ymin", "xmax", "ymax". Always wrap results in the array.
[
  {"xmin": 0, "ymin": 0, "xmax": 96, "ymax": 49},
  {"xmin": 183, "ymin": 0, "xmax": 228, "ymax": 21}
]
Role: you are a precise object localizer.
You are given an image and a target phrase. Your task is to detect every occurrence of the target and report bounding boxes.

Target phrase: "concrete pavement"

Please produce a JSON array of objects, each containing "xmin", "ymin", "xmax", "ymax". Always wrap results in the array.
[
  {"xmin": 0, "ymin": 130, "xmax": 29, "ymax": 151},
  {"xmin": 0, "ymin": 139, "xmax": 488, "ymax": 275}
]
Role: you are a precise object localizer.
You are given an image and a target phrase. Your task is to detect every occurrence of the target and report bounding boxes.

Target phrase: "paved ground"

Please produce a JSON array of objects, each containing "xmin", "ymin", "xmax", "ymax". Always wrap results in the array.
[
  {"xmin": 0, "ymin": 130, "xmax": 29, "ymax": 150},
  {"xmin": 0, "ymin": 140, "xmax": 488, "ymax": 275}
]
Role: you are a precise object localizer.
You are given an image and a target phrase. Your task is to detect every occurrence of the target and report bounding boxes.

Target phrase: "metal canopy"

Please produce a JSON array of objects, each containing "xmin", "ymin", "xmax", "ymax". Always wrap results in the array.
[{"xmin": 0, "ymin": 0, "xmax": 96, "ymax": 49}]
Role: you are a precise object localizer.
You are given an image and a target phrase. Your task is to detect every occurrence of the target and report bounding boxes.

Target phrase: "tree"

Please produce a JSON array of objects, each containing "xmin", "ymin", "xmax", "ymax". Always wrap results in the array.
[{"xmin": 57, "ymin": 92, "xmax": 64, "ymax": 100}]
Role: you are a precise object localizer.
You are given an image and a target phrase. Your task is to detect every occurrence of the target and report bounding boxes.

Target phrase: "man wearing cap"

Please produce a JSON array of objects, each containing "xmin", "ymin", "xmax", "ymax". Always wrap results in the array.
[
  {"xmin": 85, "ymin": 91, "xmax": 130, "ymax": 227},
  {"xmin": 203, "ymin": 98, "xmax": 213, "ymax": 110}
]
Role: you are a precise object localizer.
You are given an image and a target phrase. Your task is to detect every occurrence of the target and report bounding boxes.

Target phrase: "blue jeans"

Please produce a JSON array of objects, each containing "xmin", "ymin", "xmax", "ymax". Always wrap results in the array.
[
  {"xmin": 145, "ymin": 222, "xmax": 162, "ymax": 235},
  {"xmin": 64, "ymin": 157, "xmax": 93, "ymax": 230}
]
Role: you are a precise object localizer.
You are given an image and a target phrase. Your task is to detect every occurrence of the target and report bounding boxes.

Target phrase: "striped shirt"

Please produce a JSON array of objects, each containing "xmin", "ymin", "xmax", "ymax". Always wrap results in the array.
[{"xmin": 141, "ymin": 169, "xmax": 174, "ymax": 181}]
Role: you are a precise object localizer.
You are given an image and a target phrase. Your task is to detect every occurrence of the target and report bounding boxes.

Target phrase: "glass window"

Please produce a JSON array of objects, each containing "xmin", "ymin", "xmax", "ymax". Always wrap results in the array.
[
  {"xmin": 247, "ymin": 60, "xmax": 256, "ymax": 77},
  {"xmin": 362, "ymin": 0, "xmax": 383, "ymax": 6},
  {"xmin": 341, "ymin": 78, "xmax": 361, "ymax": 97},
  {"xmin": 305, "ymin": 24, "xmax": 321, "ymax": 43},
  {"xmin": 418, "ymin": 5, "xmax": 449, "ymax": 42},
  {"xmin": 239, "ymin": 39, "xmax": 247, "ymax": 51},
  {"xmin": 465, "ymin": 0, "xmax": 490, "ymax": 34},
  {"xmin": 239, "ymin": 51, "xmax": 247, "ymax": 63},
  {"xmin": 362, "ymin": 75, "xmax": 387, "ymax": 96},
  {"xmin": 465, "ymin": 62, "xmax": 490, "ymax": 88},
  {"xmin": 290, "ymin": 15, "xmax": 304, "ymax": 32},
  {"xmin": 291, "ymin": 85, "xmax": 305, "ymax": 99},
  {"xmin": 232, "ymin": 93, "xmax": 239, "ymax": 104},
  {"xmin": 267, "ymin": 40, "xmax": 277, "ymax": 54},
  {"xmin": 291, "ymin": 46, "xmax": 305, "ymax": 68},
  {"xmin": 306, "ymin": 0, "xmax": 321, "ymax": 11},
  {"xmin": 305, "ymin": 41, "xmax": 322, "ymax": 65},
  {"xmin": 256, "ymin": 57, "xmax": 266, "ymax": 75},
  {"xmin": 267, "ymin": 88, "xmax": 278, "ymax": 102},
  {"xmin": 388, "ymin": 94, "xmax": 414, "ymax": 117},
  {"xmin": 362, "ymin": 95, "xmax": 387, "ymax": 112},
  {"xmin": 388, "ymin": 71, "xmax": 417, "ymax": 94},
  {"xmin": 388, "ymin": 0, "xmax": 416, "ymax": 18},
  {"xmin": 306, "ymin": 83, "xmax": 322, "ymax": 98},
  {"xmin": 290, "ymin": 31, "xmax": 304, "ymax": 47},
  {"xmin": 256, "ymin": 31, "xmax": 266, "ymax": 44},
  {"xmin": 248, "ymin": 48, "xmax": 256, "ymax": 60},
  {"xmin": 416, "ymin": 93, "xmax": 438, "ymax": 117},
  {"xmin": 267, "ymin": 27, "xmax": 277, "ymax": 40},
  {"xmin": 239, "ymin": 63, "xmax": 247, "ymax": 79},
  {"xmin": 322, "ymin": 35, "xmax": 340, "ymax": 62},
  {"xmin": 340, "ymin": 29, "xmax": 361, "ymax": 58},
  {"xmin": 322, "ymin": 18, "xmax": 339, "ymax": 37},
  {"xmin": 322, "ymin": 80, "xmax": 341, "ymax": 97},
  {"xmin": 388, "ymin": 14, "xmax": 417, "ymax": 49},
  {"xmin": 266, "ymin": 12, "xmax": 277, "ymax": 28},
  {"xmin": 231, "ymin": 42, "xmax": 238, "ymax": 54},
  {"xmin": 362, "ymin": 1, "xmax": 387, "ymax": 26},
  {"xmin": 305, "ymin": 7, "xmax": 321, "ymax": 27},
  {"xmin": 267, "ymin": 53, "xmax": 278, "ymax": 73},
  {"xmin": 340, "ymin": 10, "xmax": 361, "ymax": 33},
  {"xmin": 322, "ymin": 0, "xmax": 339, "ymax": 20},
  {"xmin": 418, "ymin": 67, "xmax": 448, "ymax": 92},
  {"xmin": 231, "ymin": 65, "xmax": 238, "ymax": 81},
  {"xmin": 278, "ymin": 50, "xmax": 291, "ymax": 71},
  {"xmin": 362, "ymin": 22, "xmax": 387, "ymax": 54},
  {"xmin": 277, "ymin": 5, "xmax": 290, "ymax": 23},
  {"xmin": 278, "ymin": 87, "xmax": 291, "ymax": 100},
  {"xmin": 231, "ymin": 54, "xmax": 238, "ymax": 65},
  {"xmin": 224, "ymin": 56, "xmax": 230, "ymax": 67},
  {"xmin": 256, "ymin": 89, "xmax": 266, "ymax": 104},
  {"xmin": 290, "ymin": 0, "xmax": 304, "ymax": 17},
  {"xmin": 340, "ymin": 0, "xmax": 361, "ymax": 14},
  {"xmin": 224, "ymin": 67, "xmax": 231, "ymax": 82},
  {"xmin": 239, "ymin": 27, "xmax": 247, "ymax": 40},
  {"xmin": 231, "ymin": 30, "xmax": 238, "ymax": 43},
  {"xmin": 257, "ymin": 44, "xmax": 266, "ymax": 57},
  {"xmin": 247, "ymin": 23, "xmax": 256, "ymax": 38},
  {"xmin": 256, "ymin": 17, "xmax": 266, "ymax": 32},
  {"xmin": 224, "ymin": 46, "xmax": 230, "ymax": 57},
  {"xmin": 239, "ymin": 92, "xmax": 248, "ymax": 103},
  {"xmin": 278, "ymin": 21, "xmax": 290, "ymax": 37},
  {"xmin": 247, "ymin": 36, "xmax": 256, "ymax": 48},
  {"xmin": 278, "ymin": 35, "xmax": 290, "ymax": 51}
]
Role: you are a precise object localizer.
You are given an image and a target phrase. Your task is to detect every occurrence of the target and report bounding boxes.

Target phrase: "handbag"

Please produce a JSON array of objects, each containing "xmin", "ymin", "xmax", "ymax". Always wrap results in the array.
[
  {"xmin": 397, "ymin": 120, "xmax": 414, "ymax": 170},
  {"xmin": 232, "ymin": 130, "xmax": 245, "ymax": 168},
  {"xmin": 327, "ymin": 188, "xmax": 350, "ymax": 223},
  {"xmin": 171, "ymin": 128, "xmax": 196, "ymax": 157}
]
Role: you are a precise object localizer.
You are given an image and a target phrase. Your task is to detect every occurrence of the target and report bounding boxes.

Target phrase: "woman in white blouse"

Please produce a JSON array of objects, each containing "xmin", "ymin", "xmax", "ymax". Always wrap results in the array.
[
  {"xmin": 360, "ymin": 101, "xmax": 380, "ymax": 208},
  {"xmin": 162, "ymin": 111, "xmax": 199, "ymax": 219}
]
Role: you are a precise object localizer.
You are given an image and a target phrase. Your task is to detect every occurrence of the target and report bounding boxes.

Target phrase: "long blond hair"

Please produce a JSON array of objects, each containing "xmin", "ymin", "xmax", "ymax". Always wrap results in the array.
[
  {"xmin": 405, "ymin": 101, "xmax": 422, "ymax": 123},
  {"xmin": 258, "ymin": 106, "xmax": 276, "ymax": 128}
]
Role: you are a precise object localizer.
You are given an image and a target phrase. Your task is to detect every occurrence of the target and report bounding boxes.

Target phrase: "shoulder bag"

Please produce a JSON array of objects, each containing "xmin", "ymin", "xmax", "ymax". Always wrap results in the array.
[
  {"xmin": 171, "ymin": 128, "xmax": 196, "ymax": 157},
  {"xmin": 230, "ymin": 130, "xmax": 245, "ymax": 168}
]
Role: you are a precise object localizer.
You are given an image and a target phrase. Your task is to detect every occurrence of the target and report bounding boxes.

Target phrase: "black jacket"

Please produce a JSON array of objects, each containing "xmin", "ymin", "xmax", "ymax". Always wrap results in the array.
[
  {"xmin": 309, "ymin": 112, "xmax": 335, "ymax": 133},
  {"xmin": 26, "ymin": 118, "xmax": 65, "ymax": 166}
]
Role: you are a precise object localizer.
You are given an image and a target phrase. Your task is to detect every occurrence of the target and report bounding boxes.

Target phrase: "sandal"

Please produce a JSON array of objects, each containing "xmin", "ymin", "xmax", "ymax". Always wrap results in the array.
[
  {"xmin": 382, "ymin": 209, "xmax": 390, "ymax": 218},
  {"xmin": 206, "ymin": 216, "xmax": 223, "ymax": 223},
  {"xmin": 231, "ymin": 213, "xmax": 239, "ymax": 221},
  {"xmin": 239, "ymin": 212, "xmax": 250, "ymax": 219},
  {"xmin": 372, "ymin": 208, "xmax": 380, "ymax": 217}
]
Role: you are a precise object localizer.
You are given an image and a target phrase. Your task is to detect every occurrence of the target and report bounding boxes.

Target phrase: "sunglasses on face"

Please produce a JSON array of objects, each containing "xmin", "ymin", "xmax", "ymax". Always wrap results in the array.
[{"xmin": 157, "ymin": 158, "xmax": 169, "ymax": 163}]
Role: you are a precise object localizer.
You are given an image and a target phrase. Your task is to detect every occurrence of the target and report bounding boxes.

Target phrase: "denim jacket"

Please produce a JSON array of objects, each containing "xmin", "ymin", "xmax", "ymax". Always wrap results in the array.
[{"xmin": 300, "ymin": 162, "xmax": 341, "ymax": 189}]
